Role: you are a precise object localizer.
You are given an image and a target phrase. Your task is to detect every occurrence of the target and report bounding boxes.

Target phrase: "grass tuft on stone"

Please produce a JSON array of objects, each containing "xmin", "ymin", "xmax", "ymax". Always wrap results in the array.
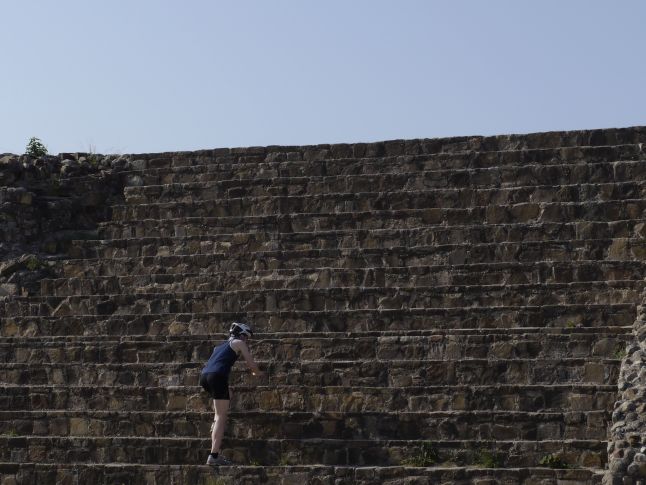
[
  {"xmin": 402, "ymin": 442, "xmax": 441, "ymax": 467},
  {"xmin": 474, "ymin": 449, "xmax": 503, "ymax": 468}
]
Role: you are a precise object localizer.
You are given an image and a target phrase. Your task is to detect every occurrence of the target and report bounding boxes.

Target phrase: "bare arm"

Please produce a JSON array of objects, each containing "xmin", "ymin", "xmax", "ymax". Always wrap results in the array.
[{"xmin": 230, "ymin": 339, "xmax": 262, "ymax": 375}]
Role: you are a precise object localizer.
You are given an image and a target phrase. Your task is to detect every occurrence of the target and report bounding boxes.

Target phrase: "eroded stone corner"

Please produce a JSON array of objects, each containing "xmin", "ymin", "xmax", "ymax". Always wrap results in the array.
[{"xmin": 605, "ymin": 288, "xmax": 646, "ymax": 485}]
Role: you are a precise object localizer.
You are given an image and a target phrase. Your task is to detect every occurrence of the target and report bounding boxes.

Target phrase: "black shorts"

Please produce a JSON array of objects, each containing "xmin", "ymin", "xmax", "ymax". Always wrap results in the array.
[{"xmin": 199, "ymin": 372, "xmax": 230, "ymax": 400}]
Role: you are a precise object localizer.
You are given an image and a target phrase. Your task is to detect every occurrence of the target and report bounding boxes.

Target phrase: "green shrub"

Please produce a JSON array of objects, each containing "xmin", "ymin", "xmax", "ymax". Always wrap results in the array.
[
  {"xmin": 25, "ymin": 256, "xmax": 41, "ymax": 271},
  {"xmin": 26, "ymin": 137, "xmax": 48, "ymax": 157},
  {"xmin": 539, "ymin": 453, "xmax": 569, "ymax": 469},
  {"xmin": 615, "ymin": 348, "xmax": 627, "ymax": 359}
]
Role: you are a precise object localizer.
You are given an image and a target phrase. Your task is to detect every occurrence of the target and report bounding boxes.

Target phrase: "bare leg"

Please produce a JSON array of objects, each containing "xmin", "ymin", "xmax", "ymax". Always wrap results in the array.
[{"xmin": 211, "ymin": 399, "xmax": 230, "ymax": 454}]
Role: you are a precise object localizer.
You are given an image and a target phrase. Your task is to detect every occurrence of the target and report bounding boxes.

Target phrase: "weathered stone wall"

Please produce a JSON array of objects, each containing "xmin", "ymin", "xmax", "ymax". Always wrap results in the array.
[
  {"xmin": 0, "ymin": 153, "xmax": 127, "ymax": 296},
  {"xmin": 5, "ymin": 124, "xmax": 643, "ymax": 259},
  {"xmin": 3, "ymin": 126, "xmax": 646, "ymax": 483}
]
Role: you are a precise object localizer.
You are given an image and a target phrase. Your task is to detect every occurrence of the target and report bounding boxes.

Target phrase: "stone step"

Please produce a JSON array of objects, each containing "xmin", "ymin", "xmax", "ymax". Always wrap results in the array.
[
  {"xmin": 124, "ymin": 172, "xmax": 646, "ymax": 206},
  {"xmin": 0, "ymin": 410, "xmax": 611, "ymax": 441},
  {"xmin": 115, "ymin": 140, "xmax": 642, "ymax": 175},
  {"xmin": 70, "ymin": 227, "xmax": 646, "ymax": 261},
  {"xmin": 61, "ymin": 240, "xmax": 646, "ymax": 279},
  {"xmin": 0, "ymin": 383, "xmax": 617, "ymax": 413},
  {"xmin": 111, "ymin": 184, "xmax": 646, "ymax": 221},
  {"xmin": 0, "ymin": 332, "xmax": 629, "ymax": 364},
  {"xmin": 120, "ymin": 158, "xmax": 646, "ymax": 194},
  {"xmin": 3, "ymin": 281, "xmax": 642, "ymax": 317},
  {"xmin": 97, "ymin": 203, "xmax": 646, "ymax": 239},
  {"xmin": 48, "ymin": 261, "xmax": 646, "ymax": 294},
  {"xmin": 0, "ymin": 436, "xmax": 609, "ymax": 467},
  {"xmin": 0, "ymin": 358, "xmax": 620, "ymax": 387},
  {"xmin": 0, "ymin": 463, "xmax": 606, "ymax": 485},
  {"xmin": 2, "ymin": 305, "xmax": 634, "ymax": 337}
]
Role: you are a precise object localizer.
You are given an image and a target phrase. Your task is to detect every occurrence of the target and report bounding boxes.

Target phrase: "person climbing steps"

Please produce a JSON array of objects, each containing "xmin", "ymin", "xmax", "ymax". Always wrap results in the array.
[{"xmin": 199, "ymin": 322, "xmax": 263, "ymax": 466}]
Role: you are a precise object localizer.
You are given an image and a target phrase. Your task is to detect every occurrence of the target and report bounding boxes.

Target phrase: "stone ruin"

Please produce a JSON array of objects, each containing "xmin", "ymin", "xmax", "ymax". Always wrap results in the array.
[{"xmin": 1, "ymin": 127, "xmax": 646, "ymax": 484}]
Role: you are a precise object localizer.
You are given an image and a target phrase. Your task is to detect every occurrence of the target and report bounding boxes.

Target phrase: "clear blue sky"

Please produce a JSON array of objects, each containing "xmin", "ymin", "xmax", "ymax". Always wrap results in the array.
[{"xmin": 1, "ymin": 1, "xmax": 645, "ymax": 155}]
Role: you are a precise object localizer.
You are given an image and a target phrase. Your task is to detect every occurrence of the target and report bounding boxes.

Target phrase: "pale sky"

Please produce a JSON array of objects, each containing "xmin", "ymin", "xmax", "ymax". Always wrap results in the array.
[{"xmin": 1, "ymin": 1, "xmax": 645, "ymax": 155}]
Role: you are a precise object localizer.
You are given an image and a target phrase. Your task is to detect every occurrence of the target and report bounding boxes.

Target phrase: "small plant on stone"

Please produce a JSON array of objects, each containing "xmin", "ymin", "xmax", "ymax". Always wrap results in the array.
[
  {"xmin": 566, "ymin": 321, "xmax": 576, "ymax": 329},
  {"xmin": 87, "ymin": 144, "xmax": 100, "ymax": 167},
  {"xmin": 539, "ymin": 453, "xmax": 569, "ymax": 469},
  {"xmin": 25, "ymin": 137, "xmax": 48, "ymax": 157},
  {"xmin": 474, "ymin": 449, "xmax": 502, "ymax": 468},
  {"xmin": 25, "ymin": 256, "xmax": 42, "ymax": 271},
  {"xmin": 615, "ymin": 348, "xmax": 628, "ymax": 359},
  {"xmin": 403, "ymin": 442, "xmax": 440, "ymax": 466},
  {"xmin": 6, "ymin": 429, "xmax": 19, "ymax": 437},
  {"xmin": 248, "ymin": 459, "xmax": 261, "ymax": 466}
]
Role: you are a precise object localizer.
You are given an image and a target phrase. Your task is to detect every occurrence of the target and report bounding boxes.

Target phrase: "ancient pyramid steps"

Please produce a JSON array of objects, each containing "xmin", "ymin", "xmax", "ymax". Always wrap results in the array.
[
  {"xmin": 0, "ymin": 463, "xmax": 605, "ymax": 485},
  {"xmin": 39, "ymin": 262, "xmax": 646, "ymax": 296},
  {"xmin": 0, "ymin": 384, "xmax": 617, "ymax": 413},
  {"xmin": 112, "ymin": 142, "xmax": 641, "ymax": 174},
  {"xmin": 99, "ymin": 203, "xmax": 646, "ymax": 239},
  {"xmin": 69, "ymin": 244, "xmax": 643, "ymax": 266},
  {"xmin": 3, "ymin": 281, "xmax": 642, "ymax": 317},
  {"xmin": 108, "ymin": 198, "xmax": 646, "ymax": 225},
  {"xmin": 2, "ymin": 306, "xmax": 635, "ymax": 336},
  {"xmin": 0, "ymin": 328, "xmax": 631, "ymax": 362},
  {"xmin": 116, "ymin": 183, "xmax": 646, "ymax": 215},
  {"xmin": 67, "ymin": 239, "xmax": 646, "ymax": 272},
  {"xmin": 0, "ymin": 436, "xmax": 608, "ymax": 467},
  {"xmin": 0, "ymin": 410, "xmax": 611, "ymax": 441},
  {"xmin": 0, "ymin": 358, "xmax": 620, "ymax": 388},
  {"xmin": 70, "ymin": 224, "xmax": 646, "ymax": 259},
  {"xmin": 3, "ymin": 128, "xmax": 645, "ymax": 483},
  {"xmin": 120, "ymin": 160, "xmax": 646, "ymax": 204},
  {"xmin": 0, "ymin": 331, "xmax": 631, "ymax": 363}
]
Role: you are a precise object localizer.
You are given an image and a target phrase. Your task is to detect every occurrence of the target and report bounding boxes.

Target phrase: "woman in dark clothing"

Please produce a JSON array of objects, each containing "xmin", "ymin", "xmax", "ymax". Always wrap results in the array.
[{"xmin": 199, "ymin": 322, "xmax": 262, "ymax": 466}]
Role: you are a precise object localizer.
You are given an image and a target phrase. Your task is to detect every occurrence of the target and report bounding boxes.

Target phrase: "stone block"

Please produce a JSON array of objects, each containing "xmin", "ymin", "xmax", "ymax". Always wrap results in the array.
[
  {"xmin": 585, "ymin": 363, "xmax": 607, "ymax": 383},
  {"xmin": 569, "ymin": 394, "xmax": 594, "ymax": 412},
  {"xmin": 69, "ymin": 418, "xmax": 89, "ymax": 436},
  {"xmin": 18, "ymin": 192, "xmax": 32, "ymax": 205},
  {"xmin": 0, "ymin": 284, "xmax": 18, "ymax": 296},
  {"xmin": 166, "ymin": 394, "xmax": 187, "ymax": 411}
]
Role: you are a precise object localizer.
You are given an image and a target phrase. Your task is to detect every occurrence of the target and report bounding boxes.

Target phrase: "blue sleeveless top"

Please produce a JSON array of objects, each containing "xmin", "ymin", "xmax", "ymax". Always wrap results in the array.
[{"xmin": 201, "ymin": 339, "xmax": 239, "ymax": 376}]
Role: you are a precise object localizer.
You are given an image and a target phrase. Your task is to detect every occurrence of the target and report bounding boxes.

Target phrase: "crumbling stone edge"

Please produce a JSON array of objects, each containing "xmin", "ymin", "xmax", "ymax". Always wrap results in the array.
[
  {"xmin": 0, "ymin": 152, "xmax": 130, "ymax": 296},
  {"xmin": 605, "ymin": 286, "xmax": 646, "ymax": 485}
]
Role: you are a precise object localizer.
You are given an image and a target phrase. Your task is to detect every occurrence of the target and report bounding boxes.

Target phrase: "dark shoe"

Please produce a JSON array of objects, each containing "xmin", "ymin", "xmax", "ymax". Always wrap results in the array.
[{"xmin": 207, "ymin": 454, "xmax": 233, "ymax": 466}]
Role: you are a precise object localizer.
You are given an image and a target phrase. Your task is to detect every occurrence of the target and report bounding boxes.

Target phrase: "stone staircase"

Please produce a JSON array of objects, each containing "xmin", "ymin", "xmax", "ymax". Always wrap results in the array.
[{"xmin": 2, "ymin": 128, "xmax": 646, "ymax": 484}]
